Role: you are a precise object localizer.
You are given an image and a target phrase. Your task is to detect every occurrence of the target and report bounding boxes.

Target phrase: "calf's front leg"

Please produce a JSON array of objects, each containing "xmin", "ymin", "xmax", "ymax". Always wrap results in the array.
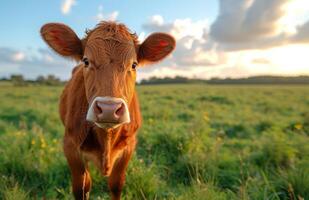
[
  {"xmin": 63, "ymin": 137, "xmax": 92, "ymax": 200},
  {"xmin": 108, "ymin": 142, "xmax": 135, "ymax": 200}
]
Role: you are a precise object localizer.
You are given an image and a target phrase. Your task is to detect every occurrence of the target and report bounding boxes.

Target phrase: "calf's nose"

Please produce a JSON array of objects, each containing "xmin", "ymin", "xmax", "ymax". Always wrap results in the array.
[
  {"xmin": 86, "ymin": 96, "xmax": 130, "ymax": 128},
  {"xmin": 95, "ymin": 101, "xmax": 125, "ymax": 122}
]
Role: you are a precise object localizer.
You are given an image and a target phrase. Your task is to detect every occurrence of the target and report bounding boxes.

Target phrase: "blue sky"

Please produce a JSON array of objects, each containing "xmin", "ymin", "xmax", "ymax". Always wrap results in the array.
[
  {"xmin": 0, "ymin": 0, "xmax": 216, "ymax": 50},
  {"xmin": 0, "ymin": 0, "xmax": 309, "ymax": 80}
]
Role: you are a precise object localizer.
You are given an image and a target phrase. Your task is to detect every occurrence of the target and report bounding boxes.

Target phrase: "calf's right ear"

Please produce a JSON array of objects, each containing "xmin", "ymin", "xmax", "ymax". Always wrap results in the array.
[{"xmin": 40, "ymin": 23, "xmax": 83, "ymax": 60}]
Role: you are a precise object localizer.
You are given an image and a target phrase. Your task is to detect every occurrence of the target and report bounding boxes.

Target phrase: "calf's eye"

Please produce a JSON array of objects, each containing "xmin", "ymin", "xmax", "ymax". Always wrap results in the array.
[
  {"xmin": 132, "ymin": 62, "xmax": 138, "ymax": 70},
  {"xmin": 82, "ymin": 57, "xmax": 89, "ymax": 67}
]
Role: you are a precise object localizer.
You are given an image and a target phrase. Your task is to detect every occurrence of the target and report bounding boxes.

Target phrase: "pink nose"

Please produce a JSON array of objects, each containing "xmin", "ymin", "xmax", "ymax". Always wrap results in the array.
[{"xmin": 94, "ymin": 100, "xmax": 125, "ymax": 122}]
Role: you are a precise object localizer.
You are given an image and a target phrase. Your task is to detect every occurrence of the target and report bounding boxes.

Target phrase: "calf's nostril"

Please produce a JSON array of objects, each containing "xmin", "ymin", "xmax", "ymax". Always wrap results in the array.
[
  {"xmin": 95, "ymin": 102, "xmax": 103, "ymax": 114},
  {"xmin": 115, "ymin": 103, "xmax": 125, "ymax": 117}
]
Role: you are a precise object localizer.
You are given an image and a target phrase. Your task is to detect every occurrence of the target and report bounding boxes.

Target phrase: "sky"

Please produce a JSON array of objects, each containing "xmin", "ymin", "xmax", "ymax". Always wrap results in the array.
[{"xmin": 0, "ymin": 0, "xmax": 309, "ymax": 81}]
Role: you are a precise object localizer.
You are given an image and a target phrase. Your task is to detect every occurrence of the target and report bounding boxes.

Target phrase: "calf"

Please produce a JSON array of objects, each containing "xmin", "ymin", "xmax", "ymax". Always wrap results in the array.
[{"xmin": 40, "ymin": 21, "xmax": 175, "ymax": 200}]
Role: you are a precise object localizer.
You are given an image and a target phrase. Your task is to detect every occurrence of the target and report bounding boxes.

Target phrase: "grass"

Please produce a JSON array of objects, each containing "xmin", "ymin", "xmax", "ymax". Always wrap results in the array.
[{"xmin": 0, "ymin": 84, "xmax": 308, "ymax": 199}]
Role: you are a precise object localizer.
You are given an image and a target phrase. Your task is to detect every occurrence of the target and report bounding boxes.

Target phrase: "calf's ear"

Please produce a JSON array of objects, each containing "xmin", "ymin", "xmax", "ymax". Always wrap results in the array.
[
  {"xmin": 40, "ymin": 23, "xmax": 83, "ymax": 60},
  {"xmin": 137, "ymin": 33, "xmax": 176, "ymax": 65}
]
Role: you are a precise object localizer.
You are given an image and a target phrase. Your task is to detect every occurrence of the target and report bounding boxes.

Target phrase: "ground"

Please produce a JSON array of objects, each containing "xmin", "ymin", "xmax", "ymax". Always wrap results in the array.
[{"xmin": 0, "ymin": 84, "xmax": 308, "ymax": 200}]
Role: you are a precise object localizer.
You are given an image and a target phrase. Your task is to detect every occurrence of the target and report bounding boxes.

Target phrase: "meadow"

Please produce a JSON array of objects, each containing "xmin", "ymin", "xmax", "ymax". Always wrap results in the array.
[{"xmin": 0, "ymin": 84, "xmax": 308, "ymax": 200}]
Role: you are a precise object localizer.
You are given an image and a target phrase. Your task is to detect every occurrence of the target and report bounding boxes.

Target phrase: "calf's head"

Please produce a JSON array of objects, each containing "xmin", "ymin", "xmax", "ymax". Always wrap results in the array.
[{"xmin": 41, "ymin": 22, "xmax": 175, "ymax": 129}]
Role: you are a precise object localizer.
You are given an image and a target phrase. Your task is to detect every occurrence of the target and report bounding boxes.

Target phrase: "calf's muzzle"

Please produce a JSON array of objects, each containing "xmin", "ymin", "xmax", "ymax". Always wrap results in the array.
[{"xmin": 86, "ymin": 96, "xmax": 130, "ymax": 128}]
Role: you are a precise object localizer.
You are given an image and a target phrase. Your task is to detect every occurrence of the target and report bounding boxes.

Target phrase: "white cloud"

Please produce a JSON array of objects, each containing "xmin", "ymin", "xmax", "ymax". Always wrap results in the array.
[
  {"xmin": 97, "ymin": 14, "xmax": 104, "ymax": 21},
  {"xmin": 292, "ymin": 20, "xmax": 309, "ymax": 43},
  {"xmin": 209, "ymin": 0, "xmax": 309, "ymax": 51},
  {"xmin": 12, "ymin": 52, "xmax": 25, "ymax": 61},
  {"xmin": 96, "ymin": 5, "xmax": 119, "ymax": 22},
  {"xmin": 279, "ymin": 0, "xmax": 309, "ymax": 34},
  {"xmin": 150, "ymin": 15, "xmax": 164, "ymax": 26},
  {"xmin": 138, "ymin": 6, "xmax": 309, "ymax": 80},
  {"xmin": 171, "ymin": 18, "xmax": 209, "ymax": 40},
  {"xmin": 61, "ymin": 0, "xmax": 76, "ymax": 15},
  {"xmin": 209, "ymin": 0, "xmax": 291, "ymax": 50},
  {"xmin": 141, "ymin": 15, "xmax": 214, "ymax": 68},
  {"xmin": 143, "ymin": 15, "xmax": 209, "ymax": 40},
  {"xmin": 108, "ymin": 11, "xmax": 119, "ymax": 21},
  {"xmin": 138, "ymin": 32, "xmax": 146, "ymax": 42},
  {"xmin": 0, "ymin": 47, "xmax": 75, "ymax": 80}
]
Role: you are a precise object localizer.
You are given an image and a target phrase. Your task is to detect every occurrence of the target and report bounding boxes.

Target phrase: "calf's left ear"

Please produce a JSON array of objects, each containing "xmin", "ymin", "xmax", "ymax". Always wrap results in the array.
[{"xmin": 137, "ymin": 33, "xmax": 176, "ymax": 65}]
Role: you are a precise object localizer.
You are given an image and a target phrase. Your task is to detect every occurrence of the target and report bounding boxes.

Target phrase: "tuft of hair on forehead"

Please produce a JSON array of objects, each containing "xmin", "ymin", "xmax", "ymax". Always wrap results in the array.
[{"xmin": 84, "ymin": 21, "xmax": 139, "ymax": 46}]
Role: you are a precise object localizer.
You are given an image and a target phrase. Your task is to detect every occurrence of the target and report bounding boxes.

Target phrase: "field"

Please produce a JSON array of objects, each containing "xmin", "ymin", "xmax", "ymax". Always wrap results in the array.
[{"xmin": 0, "ymin": 84, "xmax": 308, "ymax": 200}]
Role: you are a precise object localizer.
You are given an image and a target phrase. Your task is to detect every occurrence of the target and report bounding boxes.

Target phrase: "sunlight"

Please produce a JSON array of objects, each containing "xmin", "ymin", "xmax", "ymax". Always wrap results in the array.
[
  {"xmin": 223, "ymin": 44, "xmax": 309, "ymax": 77},
  {"xmin": 269, "ymin": 44, "xmax": 309, "ymax": 74},
  {"xmin": 279, "ymin": 0, "xmax": 309, "ymax": 34}
]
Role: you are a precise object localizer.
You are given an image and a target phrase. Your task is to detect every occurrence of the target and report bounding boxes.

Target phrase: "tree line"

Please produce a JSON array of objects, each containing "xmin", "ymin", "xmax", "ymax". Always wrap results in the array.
[
  {"xmin": 140, "ymin": 75, "xmax": 309, "ymax": 85},
  {"xmin": 1, "ymin": 74, "xmax": 309, "ymax": 86},
  {"xmin": 0, "ymin": 74, "xmax": 64, "ymax": 86}
]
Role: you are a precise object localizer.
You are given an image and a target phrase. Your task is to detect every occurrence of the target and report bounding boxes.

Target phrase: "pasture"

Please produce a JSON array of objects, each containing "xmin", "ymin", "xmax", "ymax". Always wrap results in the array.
[{"xmin": 0, "ymin": 84, "xmax": 308, "ymax": 200}]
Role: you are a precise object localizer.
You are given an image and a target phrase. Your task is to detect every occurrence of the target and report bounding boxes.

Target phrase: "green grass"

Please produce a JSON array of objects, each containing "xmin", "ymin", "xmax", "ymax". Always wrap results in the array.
[{"xmin": 0, "ymin": 84, "xmax": 308, "ymax": 199}]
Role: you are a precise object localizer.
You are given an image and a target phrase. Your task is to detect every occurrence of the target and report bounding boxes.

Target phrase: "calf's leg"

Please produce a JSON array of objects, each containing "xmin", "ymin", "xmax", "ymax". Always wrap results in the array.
[
  {"xmin": 108, "ymin": 144, "xmax": 135, "ymax": 200},
  {"xmin": 63, "ymin": 137, "xmax": 92, "ymax": 200}
]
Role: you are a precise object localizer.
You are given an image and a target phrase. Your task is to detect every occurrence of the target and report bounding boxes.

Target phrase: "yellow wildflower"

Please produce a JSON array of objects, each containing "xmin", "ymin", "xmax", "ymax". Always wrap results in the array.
[
  {"xmin": 294, "ymin": 124, "xmax": 302, "ymax": 130},
  {"xmin": 203, "ymin": 112, "xmax": 210, "ymax": 122},
  {"xmin": 41, "ymin": 143, "xmax": 46, "ymax": 149}
]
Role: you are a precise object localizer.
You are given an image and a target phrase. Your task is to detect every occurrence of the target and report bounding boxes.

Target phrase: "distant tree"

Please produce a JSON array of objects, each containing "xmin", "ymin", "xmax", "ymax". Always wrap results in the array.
[
  {"xmin": 35, "ymin": 74, "xmax": 62, "ymax": 85},
  {"xmin": 140, "ymin": 76, "xmax": 204, "ymax": 84},
  {"xmin": 0, "ymin": 77, "xmax": 8, "ymax": 81},
  {"xmin": 36, "ymin": 75, "xmax": 45, "ymax": 84},
  {"xmin": 10, "ymin": 74, "xmax": 27, "ymax": 86},
  {"xmin": 45, "ymin": 74, "xmax": 61, "ymax": 85}
]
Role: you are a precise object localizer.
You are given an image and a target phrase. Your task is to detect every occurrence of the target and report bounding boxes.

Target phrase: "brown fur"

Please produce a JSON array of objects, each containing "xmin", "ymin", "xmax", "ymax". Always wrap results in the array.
[{"xmin": 40, "ymin": 21, "xmax": 175, "ymax": 200}]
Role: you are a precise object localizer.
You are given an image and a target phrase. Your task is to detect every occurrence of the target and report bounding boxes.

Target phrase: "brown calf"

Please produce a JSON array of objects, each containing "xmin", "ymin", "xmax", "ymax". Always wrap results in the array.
[{"xmin": 40, "ymin": 21, "xmax": 175, "ymax": 200}]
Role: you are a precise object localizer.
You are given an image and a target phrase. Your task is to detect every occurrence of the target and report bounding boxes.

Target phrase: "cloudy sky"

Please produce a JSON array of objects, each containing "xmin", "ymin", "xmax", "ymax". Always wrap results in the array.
[{"xmin": 0, "ymin": 0, "xmax": 309, "ymax": 81}]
